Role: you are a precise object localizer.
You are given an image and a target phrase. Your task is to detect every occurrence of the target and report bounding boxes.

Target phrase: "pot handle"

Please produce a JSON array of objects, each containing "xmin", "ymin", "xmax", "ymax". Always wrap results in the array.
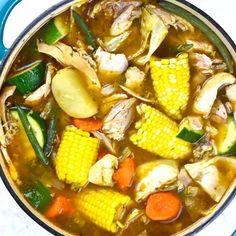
[{"xmin": 0, "ymin": 0, "xmax": 22, "ymax": 62}]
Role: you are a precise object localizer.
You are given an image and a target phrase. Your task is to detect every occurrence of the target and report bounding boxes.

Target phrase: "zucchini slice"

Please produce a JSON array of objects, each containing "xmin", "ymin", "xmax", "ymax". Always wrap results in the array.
[
  {"xmin": 177, "ymin": 117, "xmax": 204, "ymax": 143},
  {"xmin": 42, "ymin": 15, "xmax": 69, "ymax": 45},
  {"xmin": 8, "ymin": 61, "xmax": 46, "ymax": 95},
  {"xmin": 10, "ymin": 108, "xmax": 46, "ymax": 148},
  {"xmin": 215, "ymin": 116, "xmax": 236, "ymax": 155}
]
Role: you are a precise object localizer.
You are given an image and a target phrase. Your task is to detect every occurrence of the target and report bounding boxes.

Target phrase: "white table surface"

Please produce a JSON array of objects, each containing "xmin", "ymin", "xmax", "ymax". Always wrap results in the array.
[{"xmin": 0, "ymin": 0, "xmax": 235, "ymax": 235}]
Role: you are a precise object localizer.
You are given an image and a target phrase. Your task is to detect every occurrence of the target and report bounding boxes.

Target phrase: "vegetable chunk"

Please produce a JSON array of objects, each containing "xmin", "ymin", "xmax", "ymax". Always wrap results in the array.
[
  {"xmin": 130, "ymin": 104, "xmax": 192, "ymax": 159},
  {"xmin": 185, "ymin": 156, "xmax": 236, "ymax": 202},
  {"xmin": 135, "ymin": 160, "xmax": 179, "ymax": 201},
  {"xmin": 52, "ymin": 68, "xmax": 98, "ymax": 118}
]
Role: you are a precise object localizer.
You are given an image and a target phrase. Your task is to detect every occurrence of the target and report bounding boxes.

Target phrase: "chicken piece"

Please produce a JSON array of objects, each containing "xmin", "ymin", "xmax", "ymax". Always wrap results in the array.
[
  {"xmin": 186, "ymin": 39, "xmax": 214, "ymax": 54},
  {"xmin": 90, "ymin": 0, "xmax": 142, "ymax": 18},
  {"xmin": 110, "ymin": 5, "xmax": 141, "ymax": 36},
  {"xmin": 37, "ymin": 41, "xmax": 100, "ymax": 90},
  {"xmin": 25, "ymin": 64, "xmax": 55, "ymax": 106},
  {"xmin": 226, "ymin": 84, "xmax": 236, "ymax": 102},
  {"xmin": 189, "ymin": 53, "xmax": 227, "ymax": 74},
  {"xmin": 94, "ymin": 47, "xmax": 128, "ymax": 77},
  {"xmin": 129, "ymin": 5, "xmax": 168, "ymax": 64},
  {"xmin": 102, "ymin": 98, "xmax": 136, "ymax": 140},
  {"xmin": 124, "ymin": 67, "xmax": 145, "ymax": 94},
  {"xmin": 185, "ymin": 156, "xmax": 236, "ymax": 202},
  {"xmin": 154, "ymin": 6, "xmax": 194, "ymax": 31},
  {"xmin": 88, "ymin": 154, "xmax": 118, "ymax": 186},
  {"xmin": 135, "ymin": 160, "xmax": 179, "ymax": 202}
]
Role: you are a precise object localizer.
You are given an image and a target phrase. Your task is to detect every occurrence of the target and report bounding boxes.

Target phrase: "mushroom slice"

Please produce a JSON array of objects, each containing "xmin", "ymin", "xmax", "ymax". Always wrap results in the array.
[
  {"xmin": 88, "ymin": 154, "xmax": 118, "ymax": 186},
  {"xmin": 185, "ymin": 156, "xmax": 236, "ymax": 202},
  {"xmin": 135, "ymin": 160, "xmax": 179, "ymax": 202},
  {"xmin": 193, "ymin": 72, "xmax": 235, "ymax": 116},
  {"xmin": 102, "ymin": 98, "xmax": 136, "ymax": 140},
  {"xmin": 37, "ymin": 41, "xmax": 100, "ymax": 90}
]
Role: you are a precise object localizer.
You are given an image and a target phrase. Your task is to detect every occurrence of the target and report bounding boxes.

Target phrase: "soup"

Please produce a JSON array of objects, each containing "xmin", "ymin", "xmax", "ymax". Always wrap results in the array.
[{"xmin": 1, "ymin": 0, "xmax": 236, "ymax": 235}]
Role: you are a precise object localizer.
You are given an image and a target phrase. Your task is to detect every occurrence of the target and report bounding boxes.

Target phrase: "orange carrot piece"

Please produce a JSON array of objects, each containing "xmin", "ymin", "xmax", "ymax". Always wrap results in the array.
[
  {"xmin": 145, "ymin": 192, "xmax": 181, "ymax": 221},
  {"xmin": 113, "ymin": 158, "xmax": 135, "ymax": 191},
  {"xmin": 45, "ymin": 196, "xmax": 74, "ymax": 218},
  {"xmin": 72, "ymin": 117, "xmax": 103, "ymax": 132}
]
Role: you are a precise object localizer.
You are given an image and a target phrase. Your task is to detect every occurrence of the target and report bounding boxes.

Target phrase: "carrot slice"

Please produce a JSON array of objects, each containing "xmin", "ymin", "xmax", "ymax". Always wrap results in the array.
[
  {"xmin": 45, "ymin": 195, "xmax": 74, "ymax": 218},
  {"xmin": 145, "ymin": 192, "xmax": 181, "ymax": 221},
  {"xmin": 72, "ymin": 117, "xmax": 103, "ymax": 132},
  {"xmin": 113, "ymin": 158, "xmax": 135, "ymax": 191}
]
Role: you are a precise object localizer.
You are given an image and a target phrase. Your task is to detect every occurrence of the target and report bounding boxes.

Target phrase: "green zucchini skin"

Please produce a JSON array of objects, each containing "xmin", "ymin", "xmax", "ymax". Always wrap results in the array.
[
  {"xmin": 8, "ymin": 61, "xmax": 46, "ymax": 95},
  {"xmin": 16, "ymin": 106, "xmax": 49, "ymax": 166},
  {"xmin": 159, "ymin": 1, "xmax": 234, "ymax": 74},
  {"xmin": 177, "ymin": 127, "xmax": 204, "ymax": 143}
]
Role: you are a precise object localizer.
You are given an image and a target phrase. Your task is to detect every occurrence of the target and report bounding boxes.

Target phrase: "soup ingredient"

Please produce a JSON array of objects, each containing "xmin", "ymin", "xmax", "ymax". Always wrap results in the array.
[
  {"xmin": 25, "ymin": 64, "xmax": 55, "ymax": 106},
  {"xmin": 42, "ymin": 15, "xmax": 69, "ymax": 45},
  {"xmin": 135, "ymin": 160, "xmax": 178, "ymax": 202},
  {"xmin": 92, "ymin": 131, "xmax": 118, "ymax": 154},
  {"xmin": 37, "ymin": 42, "xmax": 101, "ymax": 90},
  {"xmin": 226, "ymin": 84, "xmax": 236, "ymax": 102},
  {"xmin": 55, "ymin": 126, "xmax": 99, "ymax": 189},
  {"xmin": 177, "ymin": 116, "xmax": 205, "ymax": 143},
  {"xmin": 76, "ymin": 187, "xmax": 131, "ymax": 233},
  {"xmin": 15, "ymin": 107, "xmax": 49, "ymax": 165},
  {"xmin": 110, "ymin": 5, "xmax": 141, "ymax": 36},
  {"xmin": 185, "ymin": 156, "xmax": 236, "ymax": 202},
  {"xmin": 73, "ymin": 11, "xmax": 98, "ymax": 50},
  {"xmin": 10, "ymin": 108, "xmax": 46, "ymax": 148},
  {"xmin": 145, "ymin": 192, "xmax": 181, "ymax": 221},
  {"xmin": 123, "ymin": 208, "xmax": 144, "ymax": 229},
  {"xmin": 73, "ymin": 117, "xmax": 103, "ymax": 132},
  {"xmin": 51, "ymin": 68, "xmax": 98, "ymax": 118},
  {"xmin": 8, "ymin": 61, "xmax": 46, "ymax": 95},
  {"xmin": 24, "ymin": 181, "xmax": 53, "ymax": 212},
  {"xmin": 120, "ymin": 85, "xmax": 154, "ymax": 103},
  {"xmin": 130, "ymin": 104, "xmax": 191, "ymax": 159},
  {"xmin": 103, "ymin": 31, "xmax": 131, "ymax": 52},
  {"xmin": 113, "ymin": 158, "xmax": 135, "ymax": 191},
  {"xmin": 45, "ymin": 195, "xmax": 73, "ymax": 218},
  {"xmin": 134, "ymin": 5, "xmax": 168, "ymax": 64},
  {"xmin": 94, "ymin": 47, "xmax": 128, "ymax": 77},
  {"xmin": 150, "ymin": 53, "xmax": 190, "ymax": 120},
  {"xmin": 0, "ymin": 86, "xmax": 16, "ymax": 123},
  {"xmin": 159, "ymin": 1, "xmax": 234, "ymax": 74},
  {"xmin": 90, "ymin": 0, "xmax": 142, "ymax": 18},
  {"xmin": 154, "ymin": 6, "xmax": 194, "ymax": 31},
  {"xmin": 88, "ymin": 154, "xmax": 118, "ymax": 186},
  {"xmin": 103, "ymin": 98, "xmax": 136, "ymax": 140},
  {"xmin": 186, "ymin": 40, "xmax": 214, "ymax": 54},
  {"xmin": 214, "ymin": 116, "xmax": 236, "ymax": 155},
  {"xmin": 175, "ymin": 43, "xmax": 193, "ymax": 53},
  {"xmin": 44, "ymin": 107, "xmax": 59, "ymax": 157},
  {"xmin": 210, "ymin": 99, "xmax": 227, "ymax": 124},
  {"xmin": 193, "ymin": 72, "xmax": 235, "ymax": 116},
  {"xmin": 124, "ymin": 67, "xmax": 145, "ymax": 94}
]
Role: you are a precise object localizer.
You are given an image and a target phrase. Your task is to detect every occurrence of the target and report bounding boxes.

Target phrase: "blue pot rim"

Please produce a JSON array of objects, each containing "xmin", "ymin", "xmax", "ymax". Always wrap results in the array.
[{"xmin": 0, "ymin": 0, "xmax": 235, "ymax": 235}]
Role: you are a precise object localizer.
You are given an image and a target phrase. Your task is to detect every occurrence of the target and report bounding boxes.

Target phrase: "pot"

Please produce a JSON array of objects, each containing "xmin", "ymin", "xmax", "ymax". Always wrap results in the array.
[{"xmin": 0, "ymin": 0, "xmax": 235, "ymax": 235}]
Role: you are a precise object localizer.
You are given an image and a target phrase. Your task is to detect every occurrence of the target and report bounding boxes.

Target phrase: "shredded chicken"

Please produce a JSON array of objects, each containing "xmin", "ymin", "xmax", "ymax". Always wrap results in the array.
[
  {"xmin": 94, "ymin": 47, "xmax": 128, "ymax": 76},
  {"xmin": 37, "ymin": 41, "xmax": 100, "ymax": 90},
  {"xmin": 102, "ymin": 98, "xmax": 136, "ymax": 140},
  {"xmin": 25, "ymin": 64, "xmax": 55, "ymax": 105},
  {"xmin": 124, "ymin": 66, "xmax": 145, "ymax": 94},
  {"xmin": 210, "ymin": 99, "xmax": 227, "ymax": 124},
  {"xmin": 110, "ymin": 5, "xmax": 141, "ymax": 36},
  {"xmin": 186, "ymin": 39, "xmax": 214, "ymax": 54},
  {"xmin": 90, "ymin": 0, "xmax": 142, "ymax": 18}
]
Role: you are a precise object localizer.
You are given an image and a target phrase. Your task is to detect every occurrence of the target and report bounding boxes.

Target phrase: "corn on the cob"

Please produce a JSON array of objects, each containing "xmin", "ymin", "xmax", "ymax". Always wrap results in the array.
[
  {"xmin": 76, "ymin": 187, "xmax": 131, "ymax": 233},
  {"xmin": 55, "ymin": 126, "xmax": 99, "ymax": 189},
  {"xmin": 130, "ymin": 104, "xmax": 191, "ymax": 159},
  {"xmin": 150, "ymin": 53, "xmax": 190, "ymax": 120}
]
